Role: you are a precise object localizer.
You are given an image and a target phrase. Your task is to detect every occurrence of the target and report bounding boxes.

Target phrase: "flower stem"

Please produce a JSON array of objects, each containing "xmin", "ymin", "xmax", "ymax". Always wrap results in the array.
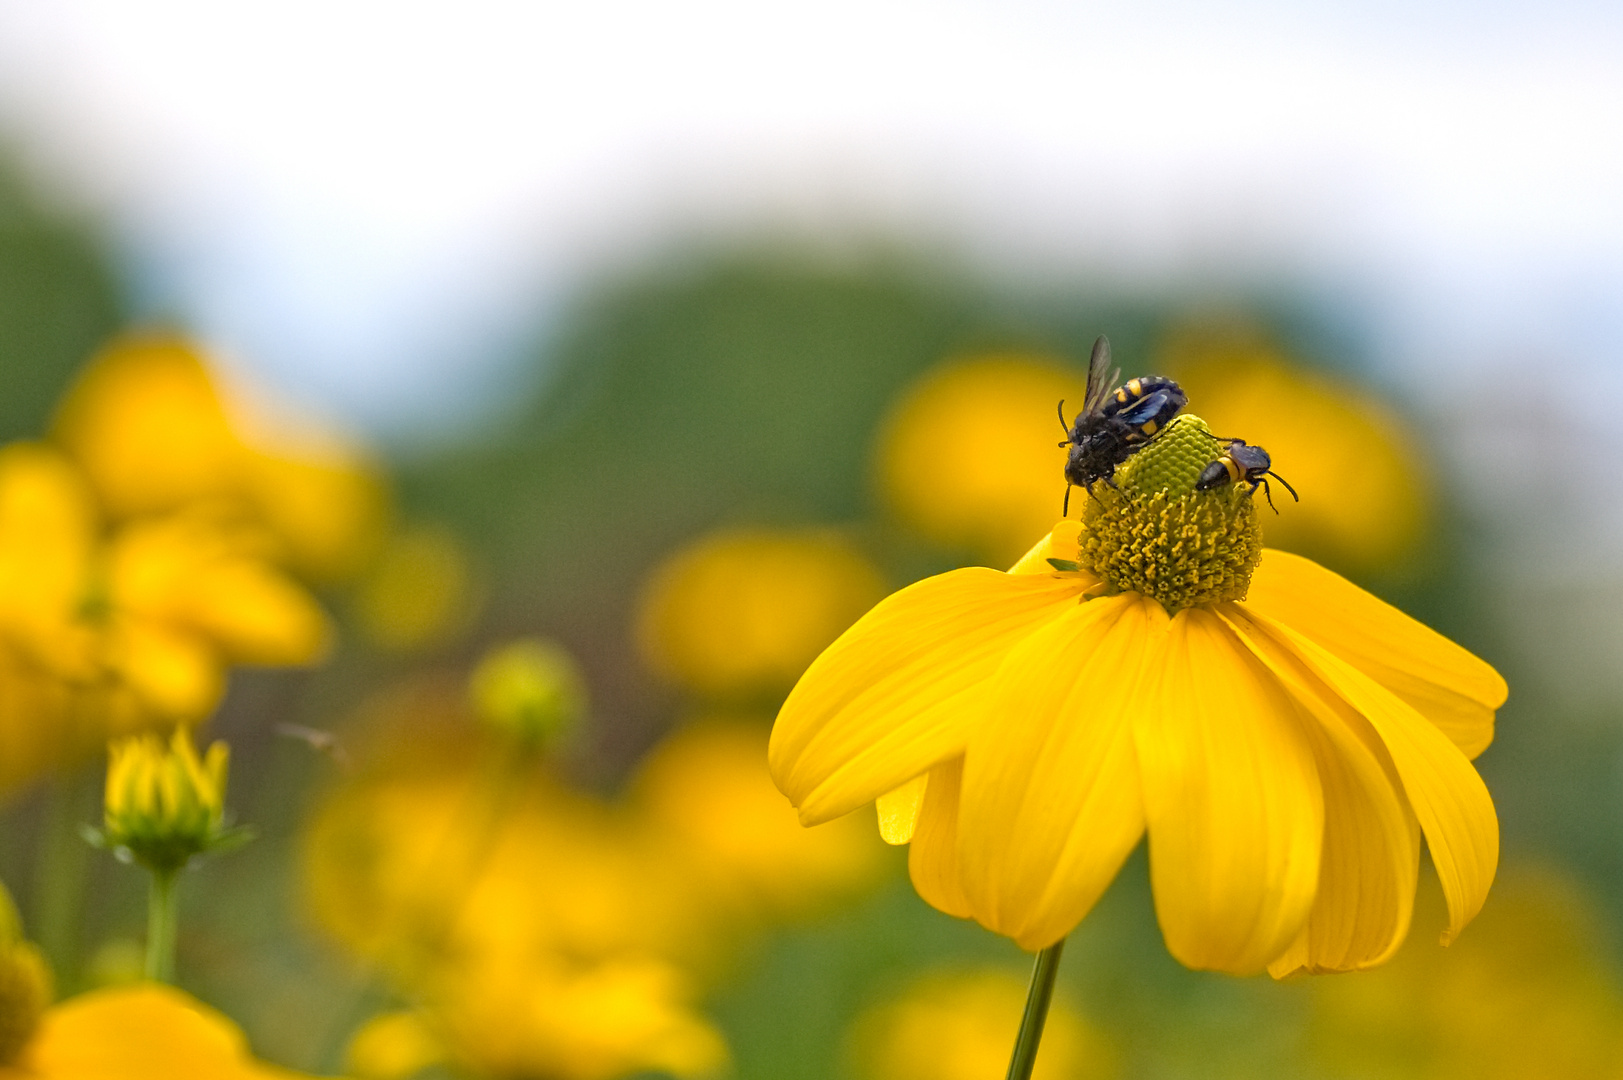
[
  {"xmin": 145, "ymin": 869, "xmax": 179, "ymax": 983},
  {"xmin": 32, "ymin": 767, "xmax": 97, "ymax": 990},
  {"xmin": 1005, "ymin": 938, "xmax": 1066, "ymax": 1080}
]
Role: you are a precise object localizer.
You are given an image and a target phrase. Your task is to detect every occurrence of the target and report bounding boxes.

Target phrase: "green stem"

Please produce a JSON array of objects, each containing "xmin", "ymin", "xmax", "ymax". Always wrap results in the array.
[
  {"xmin": 32, "ymin": 768, "xmax": 97, "ymax": 990},
  {"xmin": 145, "ymin": 869, "xmax": 179, "ymax": 983},
  {"xmin": 1005, "ymin": 938, "xmax": 1066, "ymax": 1080}
]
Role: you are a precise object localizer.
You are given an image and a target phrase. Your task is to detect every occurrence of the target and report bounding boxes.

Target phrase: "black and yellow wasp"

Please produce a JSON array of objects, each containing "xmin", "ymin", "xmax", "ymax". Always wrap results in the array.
[
  {"xmin": 1059, "ymin": 336, "xmax": 1188, "ymax": 512},
  {"xmin": 1196, "ymin": 438, "xmax": 1299, "ymax": 512}
]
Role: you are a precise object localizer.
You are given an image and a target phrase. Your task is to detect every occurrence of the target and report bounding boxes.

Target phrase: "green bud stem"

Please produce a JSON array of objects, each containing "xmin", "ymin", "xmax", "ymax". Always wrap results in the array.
[{"xmin": 144, "ymin": 868, "xmax": 179, "ymax": 984}]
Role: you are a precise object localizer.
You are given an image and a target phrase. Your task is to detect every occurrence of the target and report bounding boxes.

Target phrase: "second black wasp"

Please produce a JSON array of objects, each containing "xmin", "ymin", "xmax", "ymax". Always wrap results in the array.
[
  {"xmin": 1059, "ymin": 335, "xmax": 1188, "ymax": 513},
  {"xmin": 1196, "ymin": 438, "xmax": 1299, "ymax": 513}
]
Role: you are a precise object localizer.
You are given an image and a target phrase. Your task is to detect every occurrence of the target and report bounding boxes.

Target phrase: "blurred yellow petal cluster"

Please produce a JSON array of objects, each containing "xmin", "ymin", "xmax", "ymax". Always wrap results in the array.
[
  {"xmin": 2, "ymin": 983, "xmax": 334, "ymax": 1080},
  {"xmin": 1158, "ymin": 321, "xmax": 1431, "ymax": 575},
  {"xmin": 1307, "ymin": 866, "xmax": 1623, "ymax": 1079},
  {"xmin": 306, "ymin": 655, "xmax": 883, "ymax": 1080},
  {"xmin": 632, "ymin": 718, "xmax": 882, "ymax": 920},
  {"xmin": 352, "ymin": 524, "xmax": 477, "ymax": 653},
  {"xmin": 847, "ymin": 968, "xmax": 1118, "ymax": 1080},
  {"xmin": 469, "ymin": 637, "xmax": 586, "ymax": 748},
  {"xmin": 53, "ymin": 333, "xmax": 390, "ymax": 583},
  {"xmin": 636, "ymin": 527, "xmax": 886, "ymax": 700},
  {"xmin": 875, "ymin": 355, "xmax": 1085, "ymax": 566},
  {"xmin": 0, "ymin": 332, "xmax": 366, "ymax": 793},
  {"xmin": 0, "ymin": 888, "xmax": 50, "ymax": 1067}
]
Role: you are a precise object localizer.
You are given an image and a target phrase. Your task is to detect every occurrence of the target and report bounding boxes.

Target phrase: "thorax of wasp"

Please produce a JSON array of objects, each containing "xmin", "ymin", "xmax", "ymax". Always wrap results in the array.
[{"xmin": 1062, "ymin": 377, "xmax": 1188, "ymax": 492}]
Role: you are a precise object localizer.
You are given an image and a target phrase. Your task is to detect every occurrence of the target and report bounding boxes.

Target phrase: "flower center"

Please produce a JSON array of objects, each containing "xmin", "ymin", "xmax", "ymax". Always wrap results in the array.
[{"xmin": 1076, "ymin": 414, "xmax": 1262, "ymax": 613}]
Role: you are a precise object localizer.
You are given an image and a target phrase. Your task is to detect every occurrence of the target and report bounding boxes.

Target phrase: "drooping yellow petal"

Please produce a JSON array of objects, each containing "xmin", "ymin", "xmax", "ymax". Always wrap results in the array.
[
  {"xmin": 1006, "ymin": 520, "xmax": 1087, "ymax": 576},
  {"xmin": 770, "ymin": 568, "xmax": 1085, "ymax": 824},
  {"xmin": 1249, "ymin": 610, "xmax": 1498, "ymax": 945},
  {"xmin": 1220, "ymin": 608, "xmax": 1421, "ymax": 976},
  {"xmin": 907, "ymin": 758, "xmax": 973, "ymax": 920},
  {"xmin": 1244, "ymin": 550, "xmax": 1507, "ymax": 758},
  {"xmin": 957, "ymin": 594, "xmax": 1157, "ymax": 950},
  {"xmin": 1136, "ymin": 609, "xmax": 1323, "ymax": 975},
  {"xmin": 876, "ymin": 773, "xmax": 930, "ymax": 846}
]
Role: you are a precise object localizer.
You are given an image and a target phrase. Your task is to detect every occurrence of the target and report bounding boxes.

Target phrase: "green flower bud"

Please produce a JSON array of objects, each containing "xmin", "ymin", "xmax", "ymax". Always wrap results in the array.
[
  {"xmin": 469, "ymin": 639, "xmax": 587, "ymax": 749},
  {"xmin": 94, "ymin": 729, "xmax": 245, "ymax": 873}
]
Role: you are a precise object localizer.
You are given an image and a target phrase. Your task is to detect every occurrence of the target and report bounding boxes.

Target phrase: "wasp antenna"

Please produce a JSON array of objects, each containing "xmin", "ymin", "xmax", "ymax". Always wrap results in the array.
[
  {"xmin": 1057, "ymin": 399, "xmax": 1070, "ymax": 435},
  {"xmin": 1268, "ymin": 470, "xmax": 1300, "ymax": 502},
  {"xmin": 1063, "ymin": 484, "xmax": 1072, "ymax": 516}
]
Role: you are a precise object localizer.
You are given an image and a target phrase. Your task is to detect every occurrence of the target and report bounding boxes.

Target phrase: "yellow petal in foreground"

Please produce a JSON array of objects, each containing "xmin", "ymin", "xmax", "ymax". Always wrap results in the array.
[
  {"xmin": 11, "ymin": 983, "xmax": 329, "ymax": 1079},
  {"xmin": 1137, "ymin": 610, "xmax": 1323, "ymax": 974},
  {"xmin": 957, "ymin": 595, "xmax": 1156, "ymax": 950},
  {"xmin": 1245, "ymin": 550, "xmax": 1507, "ymax": 758},
  {"xmin": 770, "ymin": 568, "xmax": 1086, "ymax": 825}
]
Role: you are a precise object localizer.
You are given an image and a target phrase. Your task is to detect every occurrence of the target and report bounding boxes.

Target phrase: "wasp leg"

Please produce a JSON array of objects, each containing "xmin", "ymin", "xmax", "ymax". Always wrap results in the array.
[
  {"xmin": 1256, "ymin": 478, "xmax": 1280, "ymax": 514},
  {"xmin": 1063, "ymin": 484, "xmax": 1073, "ymax": 516}
]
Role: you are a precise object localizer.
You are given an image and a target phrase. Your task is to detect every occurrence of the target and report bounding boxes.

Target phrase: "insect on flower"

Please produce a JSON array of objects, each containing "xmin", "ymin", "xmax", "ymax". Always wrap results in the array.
[
  {"xmin": 1059, "ymin": 336, "xmax": 1188, "ymax": 513},
  {"xmin": 1196, "ymin": 437, "xmax": 1299, "ymax": 513}
]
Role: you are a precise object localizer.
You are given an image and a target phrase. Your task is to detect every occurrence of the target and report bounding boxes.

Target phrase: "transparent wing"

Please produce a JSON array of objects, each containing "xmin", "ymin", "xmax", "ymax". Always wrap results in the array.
[{"xmin": 1083, "ymin": 335, "xmax": 1119, "ymax": 415}]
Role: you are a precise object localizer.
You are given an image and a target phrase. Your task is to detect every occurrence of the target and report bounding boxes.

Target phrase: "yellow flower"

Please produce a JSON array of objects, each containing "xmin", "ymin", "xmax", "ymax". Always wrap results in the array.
[
  {"xmin": 636, "ymin": 528, "xmax": 886, "ymax": 700},
  {"xmin": 53, "ymin": 332, "xmax": 389, "ymax": 583},
  {"xmin": 0, "ymin": 443, "xmax": 330, "ymax": 768},
  {"xmin": 630, "ymin": 718, "xmax": 884, "ymax": 921},
  {"xmin": 352, "ymin": 524, "xmax": 476, "ymax": 652},
  {"xmin": 1158, "ymin": 320, "xmax": 1430, "ymax": 575},
  {"xmin": 99, "ymin": 729, "xmax": 235, "ymax": 871},
  {"xmin": 428, "ymin": 955, "xmax": 726, "ymax": 1080},
  {"xmin": 874, "ymin": 355, "xmax": 1085, "ymax": 565},
  {"xmin": 1, "ymin": 983, "xmax": 334, "ymax": 1079},
  {"xmin": 847, "ymin": 969, "xmax": 1117, "ymax": 1080},
  {"xmin": 1307, "ymin": 866, "xmax": 1623, "ymax": 1079},
  {"xmin": 771, "ymin": 414, "xmax": 1506, "ymax": 974}
]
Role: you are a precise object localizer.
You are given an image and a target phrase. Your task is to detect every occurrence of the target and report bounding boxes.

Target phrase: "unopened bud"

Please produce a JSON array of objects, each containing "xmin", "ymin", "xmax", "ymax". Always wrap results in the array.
[
  {"xmin": 469, "ymin": 639, "xmax": 586, "ymax": 749},
  {"xmin": 95, "ymin": 729, "xmax": 242, "ymax": 873}
]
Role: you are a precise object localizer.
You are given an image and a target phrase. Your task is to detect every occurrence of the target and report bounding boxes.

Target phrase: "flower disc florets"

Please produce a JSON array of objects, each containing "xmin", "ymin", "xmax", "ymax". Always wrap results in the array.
[{"xmin": 1077, "ymin": 414, "xmax": 1262, "ymax": 613}]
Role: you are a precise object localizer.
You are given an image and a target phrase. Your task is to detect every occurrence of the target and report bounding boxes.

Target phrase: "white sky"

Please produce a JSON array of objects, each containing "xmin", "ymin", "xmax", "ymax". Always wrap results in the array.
[{"xmin": 0, "ymin": 0, "xmax": 1617, "ymax": 439}]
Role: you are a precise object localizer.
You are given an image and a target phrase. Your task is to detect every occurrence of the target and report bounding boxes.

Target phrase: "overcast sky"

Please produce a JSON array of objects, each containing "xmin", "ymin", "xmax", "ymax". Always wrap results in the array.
[{"xmin": 0, "ymin": 0, "xmax": 1617, "ymax": 438}]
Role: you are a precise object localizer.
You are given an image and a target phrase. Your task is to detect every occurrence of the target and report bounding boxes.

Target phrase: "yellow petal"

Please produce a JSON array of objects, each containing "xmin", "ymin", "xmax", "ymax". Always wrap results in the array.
[
  {"xmin": 769, "ymin": 568, "xmax": 1084, "ymax": 824},
  {"xmin": 1245, "ymin": 550, "xmax": 1506, "ymax": 758},
  {"xmin": 1220, "ymin": 608, "xmax": 1421, "ymax": 976},
  {"xmin": 876, "ymin": 773, "xmax": 930, "ymax": 846},
  {"xmin": 1137, "ymin": 609, "xmax": 1323, "ymax": 975},
  {"xmin": 1249, "ymin": 609, "xmax": 1497, "ymax": 945},
  {"xmin": 957, "ymin": 594, "xmax": 1156, "ymax": 950},
  {"xmin": 22, "ymin": 982, "xmax": 321, "ymax": 1078},
  {"xmin": 907, "ymin": 758, "xmax": 973, "ymax": 919},
  {"xmin": 111, "ymin": 623, "xmax": 223, "ymax": 721},
  {"xmin": 1006, "ymin": 520, "xmax": 1090, "ymax": 576}
]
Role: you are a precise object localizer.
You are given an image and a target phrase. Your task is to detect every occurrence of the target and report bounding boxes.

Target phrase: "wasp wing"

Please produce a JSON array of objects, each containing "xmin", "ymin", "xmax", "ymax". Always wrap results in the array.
[
  {"xmin": 1114, "ymin": 388, "xmax": 1176, "ymax": 427},
  {"xmin": 1082, "ymin": 335, "xmax": 1118, "ymax": 416}
]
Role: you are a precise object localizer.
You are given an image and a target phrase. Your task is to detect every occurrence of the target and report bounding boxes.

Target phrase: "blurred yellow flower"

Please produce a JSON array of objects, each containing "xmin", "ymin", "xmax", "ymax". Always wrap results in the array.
[
  {"xmin": 0, "ymin": 886, "xmax": 50, "ymax": 1067},
  {"xmin": 847, "ymin": 968, "xmax": 1116, "ymax": 1080},
  {"xmin": 1309, "ymin": 867, "xmax": 1623, "ymax": 1079},
  {"xmin": 53, "ymin": 332, "xmax": 389, "ymax": 583},
  {"xmin": 1158, "ymin": 321, "xmax": 1430, "ymax": 575},
  {"xmin": 875, "ymin": 355, "xmax": 1084, "ymax": 565},
  {"xmin": 631, "ymin": 718, "xmax": 884, "ymax": 920},
  {"xmin": 772, "ymin": 415, "xmax": 1506, "ymax": 973},
  {"xmin": 2, "ymin": 983, "xmax": 333, "ymax": 1079},
  {"xmin": 99, "ymin": 729, "xmax": 232, "ymax": 872},
  {"xmin": 430, "ymin": 955, "xmax": 726, "ymax": 1080},
  {"xmin": 0, "ymin": 443, "xmax": 329, "ymax": 792},
  {"xmin": 468, "ymin": 638, "xmax": 585, "ymax": 748},
  {"xmin": 636, "ymin": 527, "xmax": 886, "ymax": 700},
  {"xmin": 353, "ymin": 524, "xmax": 476, "ymax": 652},
  {"xmin": 345, "ymin": 1011, "xmax": 445, "ymax": 1080}
]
